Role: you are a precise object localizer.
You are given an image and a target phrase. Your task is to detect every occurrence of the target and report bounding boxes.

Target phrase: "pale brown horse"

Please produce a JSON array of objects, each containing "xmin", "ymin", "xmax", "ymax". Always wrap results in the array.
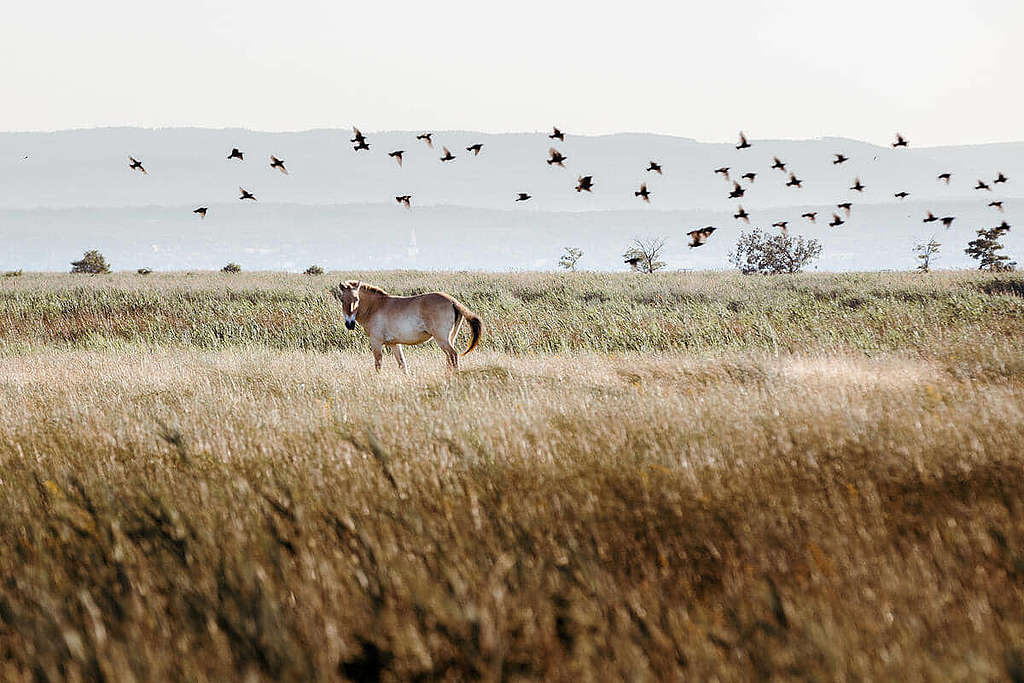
[{"xmin": 335, "ymin": 281, "xmax": 482, "ymax": 371}]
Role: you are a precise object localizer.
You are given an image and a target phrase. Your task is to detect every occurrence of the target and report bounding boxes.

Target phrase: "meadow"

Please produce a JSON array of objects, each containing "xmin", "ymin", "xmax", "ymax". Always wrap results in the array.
[{"xmin": 1, "ymin": 270, "xmax": 1023, "ymax": 680}]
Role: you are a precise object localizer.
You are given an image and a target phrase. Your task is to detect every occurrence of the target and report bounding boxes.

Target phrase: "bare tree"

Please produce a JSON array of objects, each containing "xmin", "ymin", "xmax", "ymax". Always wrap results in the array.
[
  {"xmin": 623, "ymin": 237, "xmax": 667, "ymax": 273},
  {"xmin": 558, "ymin": 247, "xmax": 584, "ymax": 271},
  {"xmin": 913, "ymin": 237, "xmax": 941, "ymax": 272}
]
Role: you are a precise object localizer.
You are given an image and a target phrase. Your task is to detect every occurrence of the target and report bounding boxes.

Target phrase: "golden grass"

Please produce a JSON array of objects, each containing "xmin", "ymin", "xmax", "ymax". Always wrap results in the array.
[{"xmin": 1, "ymin": 271, "xmax": 1023, "ymax": 680}]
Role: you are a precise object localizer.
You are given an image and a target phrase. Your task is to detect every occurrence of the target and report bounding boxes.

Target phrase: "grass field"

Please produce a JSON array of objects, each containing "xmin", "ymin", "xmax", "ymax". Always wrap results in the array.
[{"xmin": 2, "ymin": 270, "xmax": 1024, "ymax": 680}]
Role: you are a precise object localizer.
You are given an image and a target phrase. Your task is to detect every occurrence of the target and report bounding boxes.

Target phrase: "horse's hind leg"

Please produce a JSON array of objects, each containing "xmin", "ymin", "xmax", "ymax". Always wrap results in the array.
[
  {"xmin": 436, "ymin": 338, "xmax": 459, "ymax": 370},
  {"xmin": 371, "ymin": 339, "xmax": 383, "ymax": 372},
  {"xmin": 393, "ymin": 344, "xmax": 408, "ymax": 374}
]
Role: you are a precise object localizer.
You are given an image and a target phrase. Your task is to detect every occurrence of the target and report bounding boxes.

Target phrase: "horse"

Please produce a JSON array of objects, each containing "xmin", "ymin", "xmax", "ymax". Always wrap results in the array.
[{"xmin": 334, "ymin": 281, "xmax": 483, "ymax": 372}]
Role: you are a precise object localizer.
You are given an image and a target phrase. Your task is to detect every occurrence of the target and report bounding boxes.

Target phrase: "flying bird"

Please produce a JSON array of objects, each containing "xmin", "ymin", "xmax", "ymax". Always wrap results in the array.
[
  {"xmin": 416, "ymin": 133, "xmax": 433, "ymax": 148},
  {"xmin": 575, "ymin": 175, "xmax": 594, "ymax": 193},
  {"xmin": 736, "ymin": 131, "xmax": 751, "ymax": 150},
  {"xmin": 635, "ymin": 182, "xmax": 651, "ymax": 202},
  {"xmin": 515, "ymin": 193, "xmax": 532, "ymax": 202},
  {"xmin": 994, "ymin": 172, "xmax": 1008, "ymax": 184},
  {"xmin": 728, "ymin": 182, "xmax": 745, "ymax": 199},
  {"xmin": 802, "ymin": 212, "xmax": 817, "ymax": 223},
  {"xmin": 923, "ymin": 211, "xmax": 938, "ymax": 223},
  {"xmin": 786, "ymin": 172, "xmax": 802, "ymax": 188},
  {"xmin": 894, "ymin": 191, "xmax": 910, "ymax": 199},
  {"xmin": 351, "ymin": 128, "xmax": 370, "ymax": 151},
  {"xmin": 547, "ymin": 148, "xmax": 567, "ymax": 166},
  {"xmin": 646, "ymin": 161, "xmax": 663, "ymax": 174},
  {"xmin": 937, "ymin": 173, "xmax": 951, "ymax": 184},
  {"xmin": 734, "ymin": 206, "xmax": 750, "ymax": 222},
  {"xmin": 989, "ymin": 201, "xmax": 1004, "ymax": 212},
  {"xmin": 833, "ymin": 154, "xmax": 849, "ymax": 165},
  {"xmin": 625, "ymin": 256, "xmax": 642, "ymax": 270},
  {"xmin": 772, "ymin": 221, "xmax": 788, "ymax": 231},
  {"xmin": 714, "ymin": 167, "xmax": 730, "ymax": 180},
  {"xmin": 269, "ymin": 155, "xmax": 288, "ymax": 174},
  {"xmin": 892, "ymin": 133, "xmax": 908, "ymax": 148},
  {"xmin": 227, "ymin": 148, "xmax": 244, "ymax": 161},
  {"xmin": 975, "ymin": 180, "xmax": 992, "ymax": 191},
  {"xmin": 388, "ymin": 150, "xmax": 404, "ymax": 166},
  {"xmin": 941, "ymin": 216, "xmax": 956, "ymax": 228},
  {"xmin": 829, "ymin": 214, "xmax": 845, "ymax": 228},
  {"xmin": 549, "ymin": 127, "xmax": 565, "ymax": 141},
  {"xmin": 440, "ymin": 147, "xmax": 456, "ymax": 162},
  {"xmin": 997, "ymin": 220, "xmax": 1011, "ymax": 231},
  {"xmin": 687, "ymin": 226, "xmax": 717, "ymax": 248},
  {"xmin": 771, "ymin": 157, "xmax": 786, "ymax": 172},
  {"xmin": 466, "ymin": 143, "xmax": 483, "ymax": 156},
  {"xmin": 128, "ymin": 156, "xmax": 147, "ymax": 174},
  {"xmin": 193, "ymin": 207, "xmax": 207, "ymax": 219},
  {"xmin": 239, "ymin": 187, "xmax": 256, "ymax": 201},
  {"xmin": 850, "ymin": 177, "xmax": 865, "ymax": 192},
  {"xmin": 837, "ymin": 202, "xmax": 852, "ymax": 215},
  {"xmin": 741, "ymin": 172, "xmax": 757, "ymax": 183},
  {"xmin": 395, "ymin": 195, "xmax": 412, "ymax": 209}
]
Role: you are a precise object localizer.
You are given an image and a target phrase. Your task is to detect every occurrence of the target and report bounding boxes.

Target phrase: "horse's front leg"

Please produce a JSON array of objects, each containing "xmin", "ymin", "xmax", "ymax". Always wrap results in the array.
[{"xmin": 370, "ymin": 338, "xmax": 384, "ymax": 372}]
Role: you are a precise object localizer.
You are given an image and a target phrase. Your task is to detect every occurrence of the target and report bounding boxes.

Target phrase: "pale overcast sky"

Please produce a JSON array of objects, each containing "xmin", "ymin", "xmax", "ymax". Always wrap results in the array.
[{"xmin": 2, "ymin": 0, "xmax": 1020, "ymax": 146}]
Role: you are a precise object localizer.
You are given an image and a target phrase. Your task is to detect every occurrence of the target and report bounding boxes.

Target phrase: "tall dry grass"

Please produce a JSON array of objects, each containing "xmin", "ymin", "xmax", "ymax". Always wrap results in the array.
[{"xmin": 1, "ymin": 271, "xmax": 1023, "ymax": 680}]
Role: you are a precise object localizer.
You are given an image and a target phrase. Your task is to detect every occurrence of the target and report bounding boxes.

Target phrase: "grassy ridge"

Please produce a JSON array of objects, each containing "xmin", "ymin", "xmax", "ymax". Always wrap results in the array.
[
  {"xmin": 2, "ymin": 270, "xmax": 1024, "ymax": 354},
  {"xmin": 1, "ymin": 271, "xmax": 1024, "ymax": 680}
]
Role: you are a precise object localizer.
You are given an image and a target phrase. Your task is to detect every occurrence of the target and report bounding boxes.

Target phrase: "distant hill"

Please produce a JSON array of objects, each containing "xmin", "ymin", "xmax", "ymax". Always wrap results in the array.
[{"xmin": 1, "ymin": 128, "xmax": 1020, "ymax": 271}]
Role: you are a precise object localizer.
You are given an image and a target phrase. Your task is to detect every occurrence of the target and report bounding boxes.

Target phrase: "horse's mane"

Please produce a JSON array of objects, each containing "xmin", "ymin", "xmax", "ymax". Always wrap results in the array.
[{"xmin": 345, "ymin": 281, "xmax": 389, "ymax": 296}]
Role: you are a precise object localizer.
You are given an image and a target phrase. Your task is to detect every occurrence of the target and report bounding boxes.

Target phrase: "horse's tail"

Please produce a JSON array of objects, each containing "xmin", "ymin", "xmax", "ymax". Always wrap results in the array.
[{"xmin": 453, "ymin": 302, "xmax": 483, "ymax": 356}]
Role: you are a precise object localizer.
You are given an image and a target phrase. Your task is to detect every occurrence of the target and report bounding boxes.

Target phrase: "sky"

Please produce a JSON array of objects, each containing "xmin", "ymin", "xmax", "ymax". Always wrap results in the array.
[{"xmin": 2, "ymin": 0, "xmax": 1021, "ymax": 146}]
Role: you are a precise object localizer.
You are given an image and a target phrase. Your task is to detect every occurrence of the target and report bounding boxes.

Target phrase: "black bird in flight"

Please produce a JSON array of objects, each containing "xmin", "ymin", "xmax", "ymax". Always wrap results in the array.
[
  {"xmin": 440, "ymin": 146, "xmax": 456, "ymax": 162},
  {"xmin": 388, "ymin": 150, "xmax": 404, "ymax": 166},
  {"xmin": 786, "ymin": 172, "xmax": 802, "ymax": 188},
  {"xmin": 937, "ymin": 173, "xmax": 951, "ymax": 184},
  {"xmin": 989, "ymin": 201, "xmax": 1004, "ymax": 212},
  {"xmin": 227, "ymin": 148, "xmax": 244, "ymax": 161},
  {"xmin": 416, "ymin": 133, "xmax": 433, "ymax": 148},
  {"xmin": 714, "ymin": 167, "xmax": 730, "ymax": 180},
  {"xmin": 975, "ymin": 180, "xmax": 991, "ymax": 191},
  {"xmin": 515, "ymin": 193, "xmax": 532, "ymax": 202},
  {"xmin": 833, "ymin": 154, "xmax": 849, "ymax": 165},
  {"xmin": 837, "ymin": 202, "xmax": 852, "ymax": 215},
  {"xmin": 892, "ymin": 133, "xmax": 908, "ymax": 148},
  {"xmin": 736, "ymin": 131, "xmax": 751, "ymax": 150},
  {"xmin": 547, "ymin": 148, "xmax": 567, "ymax": 167},
  {"xmin": 687, "ymin": 226, "xmax": 717, "ymax": 248},
  {"xmin": 941, "ymin": 216, "xmax": 956, "ymax": 228},
  {"xmin": 193, "ymin": 207, "xmax": 207, "ymax": 219},
  {"xmin": 850, "ymin": 177, "xmax": 865, "ymax": 192},
  {"xmin": 270, "ymin": 155, "xmax": 288, "ymax": 174},
  {"xmin": 575, "ymin": 175, "xmax": 594, "ymax": 192},
  {"xmin": 728, "ymin": 182, "xmax": 745, "ymax": 199},
  {"xmin": 239, "ymin": 187, "xmax": 256, "ymax": 201},
  {"xmin": 466, "ymin": 143, "xmax": 483, "ymax": 156},
  {"xmin": 741, "ymin": 172, "xmax": 756, "ymax": 183},
  {"xmin": 351, "ymin": 128, "xmax": 370, "ymax": 151},
  {"xmin": 771, "ymin": 157, "xmax": 786, "ymax": 172},
  {"xmin": 635, "ymin": 182, "xmax": 651, "ymax": 202},
  {"xmin": 395, "ymin": 195, "xmax": 412, "ymax": 209},
  {"xmin": 772, "ymin": 221, "xmax": 788, "ymax": 232},
  {"xmin": 734, "ymin": 205, "xmax": 750, "ymax": 222},
  {"xmin": 923, "ymin": 211, "xmax": 938, "ymax": 223},
  {"xmin": 994, "ymin": 172, "xmax": 1008, "ymax": 184},
  {"xmin": 997, "ymin": 220, "xmax": 1012, "ymax": 231},
  {"xmin": 646, "ymin": 161, "xmax": 663, "ymax": 174},
  {"xmin": 128, "ymin": 156, "xmax": 147, "ymax": 174},
  {"xmin": 802, "ymin": 211, "xmax": 817, "ymax": 223},
  {"xmin": 894, "ymin": 191, "xmax": 910, "ymax": 199},
  {"xmin": 549, "ymin": 127, "xmax": 565, "ymax": 141},
  {"xmin": 625, "ymin": 256, "xmax": 642, "ymax": 270},
  {"xmin": 829, "ymin": 213, "xmax": 845, "ymax": 227}
]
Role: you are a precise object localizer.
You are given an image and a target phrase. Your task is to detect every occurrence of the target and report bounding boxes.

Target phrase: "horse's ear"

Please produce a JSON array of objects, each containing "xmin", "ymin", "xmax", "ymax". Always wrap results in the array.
[{"xmin": 354, "ymin": 280, "xmax": 362, "ymax": 291}]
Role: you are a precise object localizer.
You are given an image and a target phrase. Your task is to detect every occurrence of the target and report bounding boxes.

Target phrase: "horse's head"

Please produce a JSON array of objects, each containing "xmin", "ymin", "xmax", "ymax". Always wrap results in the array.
[{"xmin": 339, "ymin": 280, "xmax": 362, "ymax": 330}]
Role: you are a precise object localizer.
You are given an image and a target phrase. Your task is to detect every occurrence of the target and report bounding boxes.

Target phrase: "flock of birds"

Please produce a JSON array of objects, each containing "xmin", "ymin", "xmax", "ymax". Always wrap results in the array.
[{"xmin": 123, "ymin": 126, "xmax": 1013, "ymax": 262}]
